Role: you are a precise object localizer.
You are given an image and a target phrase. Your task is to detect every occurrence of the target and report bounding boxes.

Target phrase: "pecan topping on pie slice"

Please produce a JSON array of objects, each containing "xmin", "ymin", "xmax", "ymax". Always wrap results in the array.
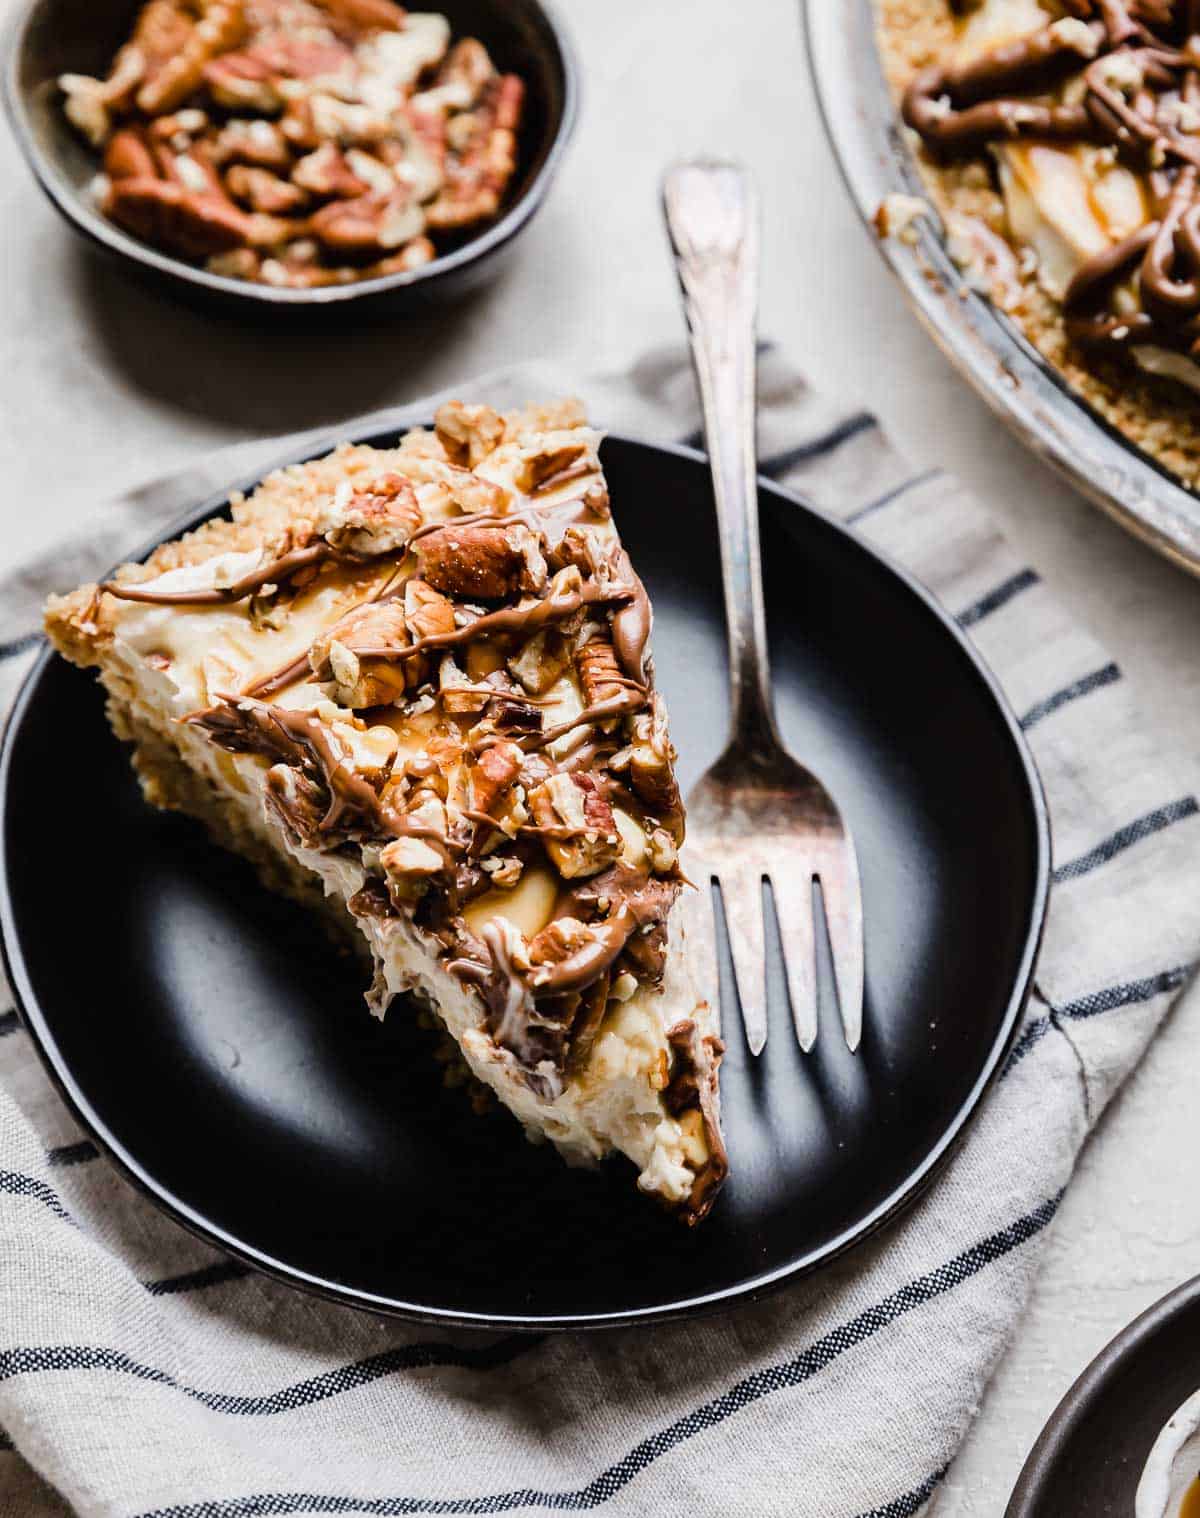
[{"xmin": 45, "ymin": 399, "xmax": 727, "ymax": 1223}]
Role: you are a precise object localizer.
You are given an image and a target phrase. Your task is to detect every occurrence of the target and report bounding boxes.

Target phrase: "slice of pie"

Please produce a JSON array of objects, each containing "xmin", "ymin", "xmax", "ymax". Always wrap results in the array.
[{"xmin": 45, "ymin": 398, "xmax": 728, "ymax": 1223}]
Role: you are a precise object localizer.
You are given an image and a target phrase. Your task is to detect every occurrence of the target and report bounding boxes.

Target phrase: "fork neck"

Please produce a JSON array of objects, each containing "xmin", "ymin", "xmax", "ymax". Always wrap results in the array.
[{"xmin": 663, "ymin": 162, "xmax": 783, "ymax": 763}]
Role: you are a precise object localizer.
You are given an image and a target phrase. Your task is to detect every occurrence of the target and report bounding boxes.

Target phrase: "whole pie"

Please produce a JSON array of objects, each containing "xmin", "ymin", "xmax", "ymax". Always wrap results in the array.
[
  {"xmin": 44, "ymin": 399, "xmax": 728, "ymax": 1224},
  {"xmin": 878, "ymin": 0, "xmax": 1200, "ymax": 487}
]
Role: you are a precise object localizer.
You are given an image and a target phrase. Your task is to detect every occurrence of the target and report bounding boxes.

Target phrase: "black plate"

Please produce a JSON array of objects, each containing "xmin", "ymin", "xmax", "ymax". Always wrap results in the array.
[
  {"xmin": 3, "ymin": 0, "xmax": 577, "ymax": 316},
  {"xmin": 0, "ymin": 433, "xmax": 1049, "ymax": 1329},
  {"xmin": 1007, "ymin": 1276, "xmax": 1200, "ymax": 1514}
]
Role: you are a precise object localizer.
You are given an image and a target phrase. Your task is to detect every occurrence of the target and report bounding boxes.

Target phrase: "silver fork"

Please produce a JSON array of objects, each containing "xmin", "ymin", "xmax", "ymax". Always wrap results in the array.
[{"xmin": 662, "ymin": 158, "xmax": 864, "ymax": 1056}]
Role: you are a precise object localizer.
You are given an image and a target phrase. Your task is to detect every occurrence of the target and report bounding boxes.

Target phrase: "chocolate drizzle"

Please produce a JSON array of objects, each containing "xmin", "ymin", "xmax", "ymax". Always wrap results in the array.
[
  {"xmin": 903, "ymin": 1, "xmax": 1200, "ymax": 359},
  {"xmin": 103, "ymin": 542, "xmax": 333, "ymax": 606},
  {"xmin": 351, "ymin": 573, "xmax": 634, "ymax": 665}
]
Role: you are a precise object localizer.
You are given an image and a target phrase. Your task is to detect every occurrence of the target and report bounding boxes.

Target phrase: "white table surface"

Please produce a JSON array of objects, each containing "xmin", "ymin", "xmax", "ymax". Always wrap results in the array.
[{"xmin": 3, "ymin": 1, "xmax": 1200, "ymax": 1511}]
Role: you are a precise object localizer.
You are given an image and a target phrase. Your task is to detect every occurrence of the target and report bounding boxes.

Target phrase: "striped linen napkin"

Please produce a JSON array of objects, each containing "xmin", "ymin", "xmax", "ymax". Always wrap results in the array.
[{"xmin": 1, "ymin": 346, "xmax": 1197, "ymax": 1518}]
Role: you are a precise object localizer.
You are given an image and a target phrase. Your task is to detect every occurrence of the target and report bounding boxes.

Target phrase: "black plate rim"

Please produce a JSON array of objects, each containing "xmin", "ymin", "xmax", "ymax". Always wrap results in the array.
[
  {"xmin": 1, "ymin": 0, "xmax": 580, "ymax": 309},
  {"xmin": 0, "ymin": 428, "xmax": 1051, "ymax": 1331},
  {"xmin": 1005, "ymin": 1273, "xmax": 1200, "ymax": 1515}
]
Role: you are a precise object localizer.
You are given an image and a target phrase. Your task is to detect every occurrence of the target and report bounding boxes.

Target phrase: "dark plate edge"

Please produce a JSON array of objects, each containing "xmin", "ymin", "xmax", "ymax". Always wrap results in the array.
[
  {"xmin": 1005, "ymin": 1273, "xmax": 1200, "ymax": 1515},
  {"xmin": 802, "ymin": 0, "xmax": 1200, "ymax": 577},
  {"xmin": 1, "ymin": 0, "xmax": 581, "ymax": 308},
  {"xmin": 0, "ymin": 425, "xmax": 1051, "ymax": 1332}
]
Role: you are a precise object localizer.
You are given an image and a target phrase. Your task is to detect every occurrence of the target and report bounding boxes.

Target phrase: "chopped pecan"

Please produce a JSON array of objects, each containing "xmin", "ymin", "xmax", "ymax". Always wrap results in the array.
[
  {"xmin": 481, "ymin": 854, "xmax": 523, "ymax": 888},
  {"xmin": 515, "ymin": 439, "xmax": 590, "ymax": 495},
  {"xmin": 243, "ymin": 33, "xmax": 353, "ymax": 82},
  {"xmin": 138, "ymin": 0, "xmax": 248, "ymax": 115},
  {"xmin": 648, "ymin": 826, "xmax": 678, "ymax": 873},
  {"xmin": 316, "ymin": 473, "xmax": 421, "ymax": 554},
  {"xmin": 436, "ymin": 38, "xmax": 497, "ymax": 103},
  {"xmin": 343, "ymin": 149, "xmax": 397, "ymax": 196},
  {"xmin": 394, "ymin": 107, "xmax": 446, "ymax": 196},
  {"xmin": 207, "ymin": 246, "xmax": 262, "ymax": 280},
  {"xmin": 310, "ymin": 599, "xmax": 411, "ymax": 707},
  {"xmin": 404, "ymin": 578, "xmax": 457, "ymax": 641},
  {"xmin": 202, "ymin": 49, "xmax": 283, "ymax": 112},
  {"xmin": 628, "ymin": 694, "xmax": 684, "ymax": 843},
  {"xmin": 417, "ymin": 522, "xmax": 547, "ymax": 601},
  {"xmin": 104, "ymin": 128, "xmax": 158, "ymax": 180},
  {"xmin": 60, "ymin": 35, "xmax": 148, "ymax": 146},
  {"xmin": 529, "ymin": 772, "xmax": 619, "ymax": 880},
  {"xmin": 425, "ymin": 74, "xmax": 523, "ymax": 231},
  {"xmin": 507, "ymin": 628, "xmax": 570, "ymax": 696},
  {"xmin": 434, "ymin": 400, "xmax": 505, "ymax": 468},
  {"xmin": 291, "ymin": 142, "xmax": 370, "ymax": 198},
  {"xmin": 379, "ymin": 834, "xmax": 444, "ymax": 903},
  {"xmin": 258, "ymin": 237, "xmax": 433, "ymax": 287},
  {"xmin": 210, "ymin": 118, "xmax": 293, "ymax": 171},
  {"xmin": 309, "ymin": 190, "xmax": 424, "ymax": 258},
  {"xmin": 105, "ymin": 177, "xmax": 251, "ymax": 259},
  {"xmin": 319, "ymin": 0, "xmax": 407, "ymax": 34},
  {"xmin": 575, "ymin": 635, "xmax": 626, "ymax": 708},
  {"xmin": 548, "ymin": 524, "xmax": 605, "ymax": 577},
  {"xmin": 289, "ymin": 94, "xmax": 391, "ymax": 150},
  {"xmin": 147, "ymin": 108, "xmax": 209, "ymax": 144},
  {"xmin": 438, "ymin": 654, "xmax": 490, "ymax": 715},
  {"xmin": 468, "ymin": 739, "xmax": 523, "ymax": 816},
  {"xmin": 225, "ymin": 164, "xmax": 308, "ymax": 215},
  {"xmin": 152, "ymin": 142, "xmax": 224, "ymax": 195}
]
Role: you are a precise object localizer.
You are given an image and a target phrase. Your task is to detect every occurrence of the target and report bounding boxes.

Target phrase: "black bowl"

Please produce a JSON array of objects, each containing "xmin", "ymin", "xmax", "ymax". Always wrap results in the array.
[
  {"xmin": 2, "ymin": 0, "xmax": 578, "ymax": 315},
  {"xmin": 1007, "ymin": 1276, "xmax": 1200, "ymax": 1515}
]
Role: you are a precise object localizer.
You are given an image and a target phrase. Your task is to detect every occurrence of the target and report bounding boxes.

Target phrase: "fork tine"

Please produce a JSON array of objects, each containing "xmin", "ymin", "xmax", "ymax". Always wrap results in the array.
[
  {"xmin": 769, "ymin": 866, "xmax": 818, "ymax": 1053},
  {"xmin": 679, "ymin": 856, "xmax": 721, "ymax": 1022},
  {"xmin": 718, "ymin": 866, "xmax": 768, "ymax": 1055},
  {"xmin": 818, "ymin": 839, "xmax": 864, "ymax": 1052}
]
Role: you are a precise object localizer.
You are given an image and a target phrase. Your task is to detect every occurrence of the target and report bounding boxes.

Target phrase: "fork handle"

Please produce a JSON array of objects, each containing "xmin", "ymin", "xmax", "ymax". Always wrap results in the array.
[{"xmin": 663, "ymin": 159, "xmax": 780, "ymax": 758}]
